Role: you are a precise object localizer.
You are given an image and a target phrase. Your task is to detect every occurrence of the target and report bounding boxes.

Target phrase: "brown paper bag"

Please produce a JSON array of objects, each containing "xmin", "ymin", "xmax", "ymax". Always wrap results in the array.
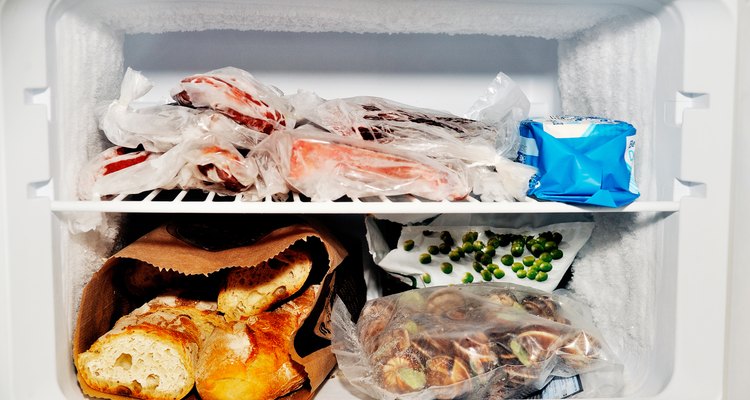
[{"xmin": 73, "ymin": 221, "xmax": 348, "ymax": 400}]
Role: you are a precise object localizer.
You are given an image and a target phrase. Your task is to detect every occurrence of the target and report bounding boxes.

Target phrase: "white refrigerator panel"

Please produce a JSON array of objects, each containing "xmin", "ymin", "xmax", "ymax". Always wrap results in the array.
[{"xmin": 0, "ymin": 0, "xmax": 741, "ymax": 399}]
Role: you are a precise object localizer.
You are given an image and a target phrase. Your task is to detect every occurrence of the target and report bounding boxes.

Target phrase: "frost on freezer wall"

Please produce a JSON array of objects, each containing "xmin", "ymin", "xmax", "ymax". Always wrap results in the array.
[
  {"xmin": 558, "ymin": 12, "xmax": 661, "ymax": 393},
  {"xmin": 56, "ymin": 12, "xmax": 125, "ymax": 325}
]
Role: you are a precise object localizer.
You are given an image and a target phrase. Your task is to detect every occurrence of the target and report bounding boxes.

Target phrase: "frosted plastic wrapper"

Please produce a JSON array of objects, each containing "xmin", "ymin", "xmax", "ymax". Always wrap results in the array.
[
  {"xmin": 79, "ymin": 136, "xmax": 260, "ymax": 199},
  {"xmin": 332, "ymin": 283, "xmax": 622, "ymax": 400},
  {"xmin": 517, "ymin": 116, "xmax": 639, "ymax": 207},
  {"xmin": 253, "ymin": 127, "xmax": 471, "ymax": 201},
  {"xmin": 171, "ymin": 67, "xmax": 294, "ymax": 134},
  {"xmin": 99, "ymin": 68, "xmax": 267, "ymax": 152},
  {"xmin": 377, "ymin": 222, "xmax": 593, "ymax": 292}
]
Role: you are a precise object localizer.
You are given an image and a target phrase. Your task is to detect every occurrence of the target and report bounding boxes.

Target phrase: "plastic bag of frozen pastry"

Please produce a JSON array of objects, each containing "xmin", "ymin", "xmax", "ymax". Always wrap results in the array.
[
  {"xmin": 253, "ymin": 126, "xmax": 471, "ymax": 201},
  {"xmin": 98, "ymin": 68, "xmax": 267, "ymax": 152},
  {"xmin": 79, "ymin": 136, "xmax": 259, "ymax": 199},
  {"xmin": 331, "ymin": 282, "xmax": 623, "ymax": 400},
  {"xmin": 171, "ymin": 67, "xmax": 295, "ymax": 135}
]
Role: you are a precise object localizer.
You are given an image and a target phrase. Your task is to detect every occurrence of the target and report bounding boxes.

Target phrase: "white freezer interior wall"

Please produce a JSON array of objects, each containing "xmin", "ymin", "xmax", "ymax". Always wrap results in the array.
[{"xmin": 0, "ymin": 0, "xmax": 737, "ymax": 399}]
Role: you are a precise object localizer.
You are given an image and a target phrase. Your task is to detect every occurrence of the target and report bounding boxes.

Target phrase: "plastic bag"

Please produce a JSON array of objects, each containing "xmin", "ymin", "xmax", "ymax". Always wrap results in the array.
[
  {"xmin": 465, "ymin": 72, "xmax": 530, "ymax": 159},
  {"xmin": 375, "ymin": 221, "xmax": 594, "ymax": 292},
  {"xmin": 517, "ymin": 116, "xmax": 639, "ymax": 207},
  {"xmin": 98, "ymin": 68, "xmax": 267, "ymax": 152},
  {"xmin": 79, "ymin": 136, "xmax": 259, "ymax": 199},
  {"xmin": 171, "ymin": 67, "xmax": 294, "ymax": 135},
  {"xmin": 253, "ymin": 126, "xmax": 471, "ymax": 201},
  {"xmin": 332, "ymin": 283, "xmax": 622, "ymax": 400}
]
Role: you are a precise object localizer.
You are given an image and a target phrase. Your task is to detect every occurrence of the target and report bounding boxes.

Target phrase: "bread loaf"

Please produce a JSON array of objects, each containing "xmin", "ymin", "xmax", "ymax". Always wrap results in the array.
[
  {"xmin": 218, "ymin": 248, "xmax": 312, "ymax": 321},
  {"xmin": 76, "ymin": 297, "xmax": 223, "ymax": 400},
  {"xmin": 196, "ymin": 285, "xmax": 320, "ymax": 400}
]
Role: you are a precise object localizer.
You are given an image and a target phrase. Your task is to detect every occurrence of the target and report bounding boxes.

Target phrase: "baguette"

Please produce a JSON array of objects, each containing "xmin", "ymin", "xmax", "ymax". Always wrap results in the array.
[
  {"xmin": 218, "ymin": 248, "xmax": 312, "ymax": 321},
  {"xmin": 76, "ymin": 297, "xmax": 223, "ymax": 400},
  {"xmin": 196, "ymin": 285, "xmax": 320, "ymax": 400}
]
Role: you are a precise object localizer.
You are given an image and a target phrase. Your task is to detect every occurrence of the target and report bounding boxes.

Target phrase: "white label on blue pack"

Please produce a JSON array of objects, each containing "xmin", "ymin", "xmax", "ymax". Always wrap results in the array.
[
  {"xmin": 538, "ymin": 116, "xmax": 617, "ymax": 139},
  {"xmin": 625, "ymin": 135, "xmax": 639, "ymax": 194}
]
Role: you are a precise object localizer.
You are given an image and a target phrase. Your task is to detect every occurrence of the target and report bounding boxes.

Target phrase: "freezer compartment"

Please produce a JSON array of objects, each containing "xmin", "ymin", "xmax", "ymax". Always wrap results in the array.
[{"xmin": 0, "ymin": 0, "xmax": 737, "ymax": 399}]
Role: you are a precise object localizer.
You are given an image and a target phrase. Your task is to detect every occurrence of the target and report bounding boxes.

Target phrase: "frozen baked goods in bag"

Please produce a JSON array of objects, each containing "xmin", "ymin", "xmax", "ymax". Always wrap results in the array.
[
  {"xmin": 218, "ymin": 247, "xmax": 312, "ymax": 321},
  {"xmin": 196, "ymin": 285, "xmax": 320, "ymax": 400},
  {"xmin": 75, "ymin": 296, "xmax": 224, "ymax": 400}
]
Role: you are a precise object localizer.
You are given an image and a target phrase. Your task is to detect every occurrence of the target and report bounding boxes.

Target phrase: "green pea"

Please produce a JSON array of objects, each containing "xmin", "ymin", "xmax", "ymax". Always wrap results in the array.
[
  {"xmin": 481, "ymin": 253, "xmax": 493, "ymax": 266},
  {"xmin": 493, "ymin": 268, "xmax": 506, "ymax": 279},
  {"xmin": 551, "ymin": 249, "xmax": 564, "ymax": 260},
  {"xmin": 533, "ymin": 258, "xmax": 543, "ymax": 267},
  {"xmin": 472, "ymin": 261, "xmax": 484, "ymax": 273},
  {"xmin": 438, "ymin": 242, "xmax": 451, "ymax": 254},
  {"xmin": 544, "ymin": 241, "xmax": 558, "ymax": 252},
  {"xmin": 539, "ymin": 262, "xmax": 553, "ymax": 272},
  {"xmin": 419, "ymin": 253, "xmax": 431, "ymax": 264},
  {"xmin": 448, "ymin": 251, "xmax": 461, "ymax": 262},
  {"xmin": 440, "ymin": 231, "xmax": 454, "ymax": 245},
  {"xmin": 440, "ymin": 262, "xmax": 453, "ymax": 274},
  {"xmin": 527, "ymin": 270, "xmax": 538, "ymax": 280},
  {"xmin": 487, "ymin": 263, "xmax": 499, "ymax": 272},
  {"xmin": 484, "ymin": 246, "xmax": 496, "ymax": 257},
  {"xmin": 473, "ymin": 241, "xmax": 485, "ymax": 252},
  {"xmin": 516, "ymin": 270, "xmax": 527, "ymax": 279},
  {"xmin": 531, "ymin": 243, "xmax": 544, "ymax": 257},
  {"xmin": 522, "ymin": 255, "xmax": 535, "ymax": 267},
  {"xmin": 540, "ymin": 252, "xmax": 553, "ymax": 263},
  {"xmin": 427, "ymin": 245, "xmax": 439, "ymax": 255},
  {"xmin": 422, "ymin": 273, "xmax": 432, "ymax": 284},
  {"xmin": 456, "ymin": 246, "xmax": 465, "ymax": 257},
  {"xmin": 462, "ymin": 272, "xmax": 474, "ymax": 283},
  {"xmin": 500, "ymin": 254, "xmax": 514, "ymax": 266},
  {"xmin": 525, "ymin": 238, "xmax": 536, "ymax": 252},
  {"xmin": 481, "ymin": 269, "xmax": 493, "ymax": 281},
  {"xmin": 403, "ymin": 240, "xmax": 415, "ymax": 251},
  {"xmin": 552, "ymin": 232, "xmax": 563, "ymax": 244},
  {"xmin": 535, "ymin": 271, "xmax": 548, "ymax": 282},
  {"xmin": 462, "ymin": 242, "xmax": 475, "ymax": 254},
  {"xmin": 498, "ymin": 235, "xmax": 511, "ymax": 247},
  {"xmin": 474, "ymin": 251, "xmax": 485, "ymax": 262},
  {"xmin": 512, "ymin": 262, "xmax": 524, "ymax": 272},
  {"xmin": 488, "ymin": 238, "xmax": 501, "ymax": 249},
  {"xmin": 511, "ymin": 246, "xmax": 524, "ymax": 257},
  {"xmin": 462, "ymin": 231, "xmax": 478, "ymax": 243}
]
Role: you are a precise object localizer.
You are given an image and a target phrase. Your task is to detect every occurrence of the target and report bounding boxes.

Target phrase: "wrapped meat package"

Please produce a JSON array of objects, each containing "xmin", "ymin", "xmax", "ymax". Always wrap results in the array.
[
  {"xmin": 332, "ymin": 283, "xmax": 622, "ymax": 400},
  {"xmin": 253, "ymin": 127, "xmax": 470, "ymax": 201},
  {"xmin": 171, "ymin": 67, "xmax": 294, "ymax": 134},
  {"xmin": 99, "ymin": 68, "xmax": 268, "ymax": 152},
  {"xmin": 79, "ymin": 136, "xmax": 260, "ymax": 199}
]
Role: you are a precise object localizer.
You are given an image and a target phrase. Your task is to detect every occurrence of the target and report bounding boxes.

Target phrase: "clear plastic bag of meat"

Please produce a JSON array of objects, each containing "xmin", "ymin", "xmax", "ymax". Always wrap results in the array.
[
  {"xmin": 331, "ymin": 283, "xmax": 623, "ymax": 400},
  {"xmin": 78, "ymin": 136, "xmax": 260, "ymax": 199},
  {"xmin": 98, "ymin": 68, "xmax": 267, "ymax": 152},
  {"xmin": 289, "ymin": 72, "xmax": 528, "ymax": 165},
  {"xmin": 252, "ymin": 126, "xmax": 471, "ymax": 202},
  {"xmin": 171, "ymin": 67, "xmax": 295, "ymax": 135}
]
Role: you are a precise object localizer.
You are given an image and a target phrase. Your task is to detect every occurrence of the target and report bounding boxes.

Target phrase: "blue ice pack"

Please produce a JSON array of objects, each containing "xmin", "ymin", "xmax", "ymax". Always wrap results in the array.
[{"xmin": 517, "ymin": 116, "xmax": 639, "ymax": 207}]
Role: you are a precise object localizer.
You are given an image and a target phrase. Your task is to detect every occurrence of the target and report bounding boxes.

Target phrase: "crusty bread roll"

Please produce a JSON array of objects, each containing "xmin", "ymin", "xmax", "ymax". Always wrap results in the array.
[
  {"xmin": 76, "ymin": 296, "xmax": 223, "ymax": 400},
  {"xmin": 196, "ymin": 285, "xmax": 320, "ymax": 400},
  {"xmin": 218, "ymin": 248, "xmax": 312, "ymax": 321}
]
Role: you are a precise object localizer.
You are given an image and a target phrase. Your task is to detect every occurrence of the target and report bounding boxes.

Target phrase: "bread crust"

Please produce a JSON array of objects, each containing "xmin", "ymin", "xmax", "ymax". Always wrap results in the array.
[
  {"xmin": 76, "ymin": 297, "xmax": 224, "ymax": 400},
  {"xmin": 196, "ymin": 285, "xmax": 320, "ymax": 400},
  {"xmin": 218, "ymin": 248, "xmax": 312, "ymax": 321}
]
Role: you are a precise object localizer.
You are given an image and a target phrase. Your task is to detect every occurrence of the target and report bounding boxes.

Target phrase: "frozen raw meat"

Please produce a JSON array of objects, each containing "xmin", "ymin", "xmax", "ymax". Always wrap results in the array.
[
  {"xmin": 254, "ymin": 128, "xmax": 470, "ymax": 202},
  {"xmin": 172, "ymin": 67, "xmax": 294, "ymax": 135},
  {"xmin": 99, "ymin": 68, "xmax": 267, "ymax": 152}
]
